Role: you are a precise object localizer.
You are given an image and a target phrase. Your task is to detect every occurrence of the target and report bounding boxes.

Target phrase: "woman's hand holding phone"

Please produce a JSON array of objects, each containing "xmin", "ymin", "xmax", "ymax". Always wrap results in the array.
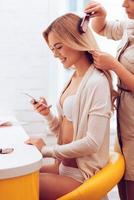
[
  {"xmin": 31, "ymin": 97, "xmax": 52, "ymax": 117},
  {"xmin": 23, "ymin": 93, "xmax": 52, "ymax": 117}
]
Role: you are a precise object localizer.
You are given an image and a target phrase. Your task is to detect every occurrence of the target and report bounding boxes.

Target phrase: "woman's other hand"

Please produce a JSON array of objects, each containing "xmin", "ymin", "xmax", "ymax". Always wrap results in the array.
[
  {"xmin": 25, "ymin": 137, "xmax": 45, "ymax": 151},
  {"xmin": 84, "ymin": 1, "xmax": 107, "ymax": 18},
  {"xmin": 90, "ymin": 50, "xmax": 118, "ymax": 71},
  {"xmin": 84, "ymin": 1, "xmax": 107, "ymax": 35},
  {"xmin": 31, "ymin": 97, "xmax": 52, "ymax": 117}
]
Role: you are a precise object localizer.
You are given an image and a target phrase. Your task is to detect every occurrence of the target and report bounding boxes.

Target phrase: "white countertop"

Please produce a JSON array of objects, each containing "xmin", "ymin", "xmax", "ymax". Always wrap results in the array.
[{"xmin": 0, "ymin": 117, "xmax": 42, "ymax": 180}]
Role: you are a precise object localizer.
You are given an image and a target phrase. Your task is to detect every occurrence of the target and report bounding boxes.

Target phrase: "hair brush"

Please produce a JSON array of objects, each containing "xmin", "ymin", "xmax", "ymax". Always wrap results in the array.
[{"xmin": 79, "ymin": 13, "xmax": 91, "ymax": 33}]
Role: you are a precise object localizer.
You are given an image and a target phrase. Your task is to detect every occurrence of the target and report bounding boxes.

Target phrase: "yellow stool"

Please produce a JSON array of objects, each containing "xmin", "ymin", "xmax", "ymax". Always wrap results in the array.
[
  {"xmin": 0, "ymin": 171, "xmax": 39, "ymax": 200},
  {"xmin": 58, "ymin": 152, "xmax": 125, "ymax": 200}
]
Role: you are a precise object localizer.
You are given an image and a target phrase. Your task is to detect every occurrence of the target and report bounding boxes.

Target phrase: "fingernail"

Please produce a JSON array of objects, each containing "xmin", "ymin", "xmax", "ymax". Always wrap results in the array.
[{"xmin": 48, "ymin": 105, "xmax": 52, "ymax": 108}]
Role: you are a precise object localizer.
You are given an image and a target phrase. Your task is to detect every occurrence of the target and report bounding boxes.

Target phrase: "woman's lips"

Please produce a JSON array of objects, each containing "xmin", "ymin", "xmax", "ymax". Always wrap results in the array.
[{"xmin": 60, "ymin": 58, "xmax": 66, "ymax": 63}]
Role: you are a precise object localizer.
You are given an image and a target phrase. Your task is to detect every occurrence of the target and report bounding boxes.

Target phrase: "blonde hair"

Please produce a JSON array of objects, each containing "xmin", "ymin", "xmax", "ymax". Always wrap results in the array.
[{"xmin": 43, "ymin": 13, "xmax": 117, "ymax": 109}]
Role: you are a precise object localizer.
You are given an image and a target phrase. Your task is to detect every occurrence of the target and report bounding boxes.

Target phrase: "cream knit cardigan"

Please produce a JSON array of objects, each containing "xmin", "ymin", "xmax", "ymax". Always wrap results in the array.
[{"xmin": 42, "ymin": 65, "xmax": 112, "ymax": 180}]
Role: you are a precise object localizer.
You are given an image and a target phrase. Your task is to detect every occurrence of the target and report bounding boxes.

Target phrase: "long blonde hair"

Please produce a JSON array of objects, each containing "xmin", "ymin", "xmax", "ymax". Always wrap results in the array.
[{"xmin": 43, "ymin": 13, "xmax": 117, "ymax": 109}]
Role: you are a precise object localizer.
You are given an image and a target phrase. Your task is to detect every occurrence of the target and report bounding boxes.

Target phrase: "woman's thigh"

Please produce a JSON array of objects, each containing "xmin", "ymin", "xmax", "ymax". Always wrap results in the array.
[
  {"xmin": 39, "ymin": 173, "xmax": 82, "ymax": 200},
  {"xmin": 40, "ymin": 160, "xmax": 59, "ymax": 174}
]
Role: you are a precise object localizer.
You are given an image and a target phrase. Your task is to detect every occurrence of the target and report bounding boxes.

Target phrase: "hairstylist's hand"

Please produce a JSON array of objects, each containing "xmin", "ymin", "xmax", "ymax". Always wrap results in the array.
[
  {"xmin": 84, "ymin": 1, "xmax": 107, "ymax": 18},
  {"xmin": 31, "ymin": 97, "xmax": 52, "ymax": 117},
  {"xmin": 90, "ymin": 50, "xmax": 118, "ymax": 71},
  {"xmin": 25, "ymin": 137, "xmax": 46, "ymax": 151}
]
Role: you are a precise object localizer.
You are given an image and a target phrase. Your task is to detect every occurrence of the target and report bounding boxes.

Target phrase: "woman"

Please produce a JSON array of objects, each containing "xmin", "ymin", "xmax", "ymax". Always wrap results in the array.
[
  {"xmin": 84, "ymin": 1, "xmax": 134, "ymax": 200},
  {"xmin": 26, "ymin": 13, "xmax": 114, "ymax": 200}
]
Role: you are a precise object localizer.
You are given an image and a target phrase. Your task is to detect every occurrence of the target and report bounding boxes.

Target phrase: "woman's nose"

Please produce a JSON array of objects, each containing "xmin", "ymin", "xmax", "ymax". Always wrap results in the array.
[
  {"xmin": 53, "ymin": 49, "xmax": 60, "ymax": 58},
  {"xmin": 122, "ymin": 0, "xmax": 128, "ymax": 8}
]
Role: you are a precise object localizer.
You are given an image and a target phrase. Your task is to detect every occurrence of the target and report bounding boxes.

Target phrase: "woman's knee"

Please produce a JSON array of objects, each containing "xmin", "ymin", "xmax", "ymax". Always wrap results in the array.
[{"xmin": 39, "ymin": 173, "xmax": 52, "ymax": 200}]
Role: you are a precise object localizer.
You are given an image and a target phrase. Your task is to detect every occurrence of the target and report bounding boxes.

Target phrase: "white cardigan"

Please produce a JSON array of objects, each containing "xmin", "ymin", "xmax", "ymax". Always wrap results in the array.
[{"xmin": 42, "ymin": 65, "xmax": 112, "ymax": 180}]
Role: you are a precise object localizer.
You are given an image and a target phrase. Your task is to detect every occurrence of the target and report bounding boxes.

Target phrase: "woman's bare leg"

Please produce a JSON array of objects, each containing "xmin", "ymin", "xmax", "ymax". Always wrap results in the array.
[
  {"xmin": 40, "ymin": 159, "xmax": 59, "ymax": 174},
  {"xmin": 39, "ymin": 173, "xmax": 82, "ymax": 200}
]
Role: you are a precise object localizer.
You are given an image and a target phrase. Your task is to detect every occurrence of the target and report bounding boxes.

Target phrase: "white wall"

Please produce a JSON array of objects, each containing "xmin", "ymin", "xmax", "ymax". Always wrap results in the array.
[{"xmin": 0, "ymin": 0, "xmax": 66, "ymax": 135}]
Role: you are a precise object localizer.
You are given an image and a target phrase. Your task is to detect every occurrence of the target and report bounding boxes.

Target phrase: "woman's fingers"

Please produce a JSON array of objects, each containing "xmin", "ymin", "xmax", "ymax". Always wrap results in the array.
[
  {"xmin": 85, "ymin": 4, "xmax": 101, "ymax": 14},
  {"xmin": 35, "ymin": 103, "xmax": 52, "ymax": 116},
  {"xmin": 89, "ymin": 50, "xmax": 104, "ymax": 69},
  {"xmin": 30, "ymin": 96, "xmax": 52, "ymax": 116},
  {"xmin": 31, "ymin": 99, "xmax": 52, "ymax": 110},
  {"xmin": 39, "ymin": 97, "xmax": 52, "ymax": 108},
  {"xmin": 84, "ymin": 1, "xmax": 106, "ymax": 17},
  {"xmin": 25, "ymin": 137, "xmax": 45, "ymax": 151},
  {"xmin": 90, "ymin": 50, "xmax": 115, "ymax": 70},
  {"xmin": 25, "ymin": 138, "xmax": 33, "ymax": 145},
  {"xmin": 84, "ymin": 1, "xmax": 99, "ymax": 11},
  {"xmin": 89, "ymin": 50, "xmax": 99, "ymax": 58}
]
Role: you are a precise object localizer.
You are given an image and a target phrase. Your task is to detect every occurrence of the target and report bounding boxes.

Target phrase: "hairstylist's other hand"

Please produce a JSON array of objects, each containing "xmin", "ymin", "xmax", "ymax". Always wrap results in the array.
[
  {"xmin": 90, "ymin": 50, "xmax": 118, "ymax": 71},
  {"xmin": 84, "ymin": 1, "xmax": 107, "ymax": 18},
  {"xmin": 25, "ymin": 137, "xmax": 46, "ymax": 151},
  {"xmin": 31, "ymin": 97, "xmax": 52, "ymax": 117}
]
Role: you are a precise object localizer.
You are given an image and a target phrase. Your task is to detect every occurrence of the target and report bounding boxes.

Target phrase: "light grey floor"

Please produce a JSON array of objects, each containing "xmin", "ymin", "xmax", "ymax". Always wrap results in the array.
[{"xmin": 108, "ymin": 186, "xmax": 120, "ymax": 200}]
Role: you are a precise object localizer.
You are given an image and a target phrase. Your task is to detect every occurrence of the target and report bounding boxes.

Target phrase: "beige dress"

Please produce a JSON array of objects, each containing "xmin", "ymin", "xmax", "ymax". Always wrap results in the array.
[{"xmin": 104, "ymin": 19, "xmax": 134, "ymax": 180}]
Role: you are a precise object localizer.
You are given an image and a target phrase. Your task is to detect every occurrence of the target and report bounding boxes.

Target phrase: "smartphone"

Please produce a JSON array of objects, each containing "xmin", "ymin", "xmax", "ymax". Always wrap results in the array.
[
  {"xmin": 23, "ymin": 93, "xmax": 38, "ymax": 104},
  {"xmin": 79, "ymin": 13, "xmax": 91, "ymax": 33},
  {"xmin": 23, "ymin": 93, "xmax": 52, "ymax": 108}
]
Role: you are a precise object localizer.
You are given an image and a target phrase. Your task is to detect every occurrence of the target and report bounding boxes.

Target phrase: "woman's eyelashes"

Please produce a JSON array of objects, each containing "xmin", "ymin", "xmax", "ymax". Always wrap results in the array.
[
  {"xmin": 50, "ymin": 44, "xmax": 63, "ymax": 52},
  {"xmin": 56, "ymin": 44, "xmax": 63, "ymax": 49}
]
